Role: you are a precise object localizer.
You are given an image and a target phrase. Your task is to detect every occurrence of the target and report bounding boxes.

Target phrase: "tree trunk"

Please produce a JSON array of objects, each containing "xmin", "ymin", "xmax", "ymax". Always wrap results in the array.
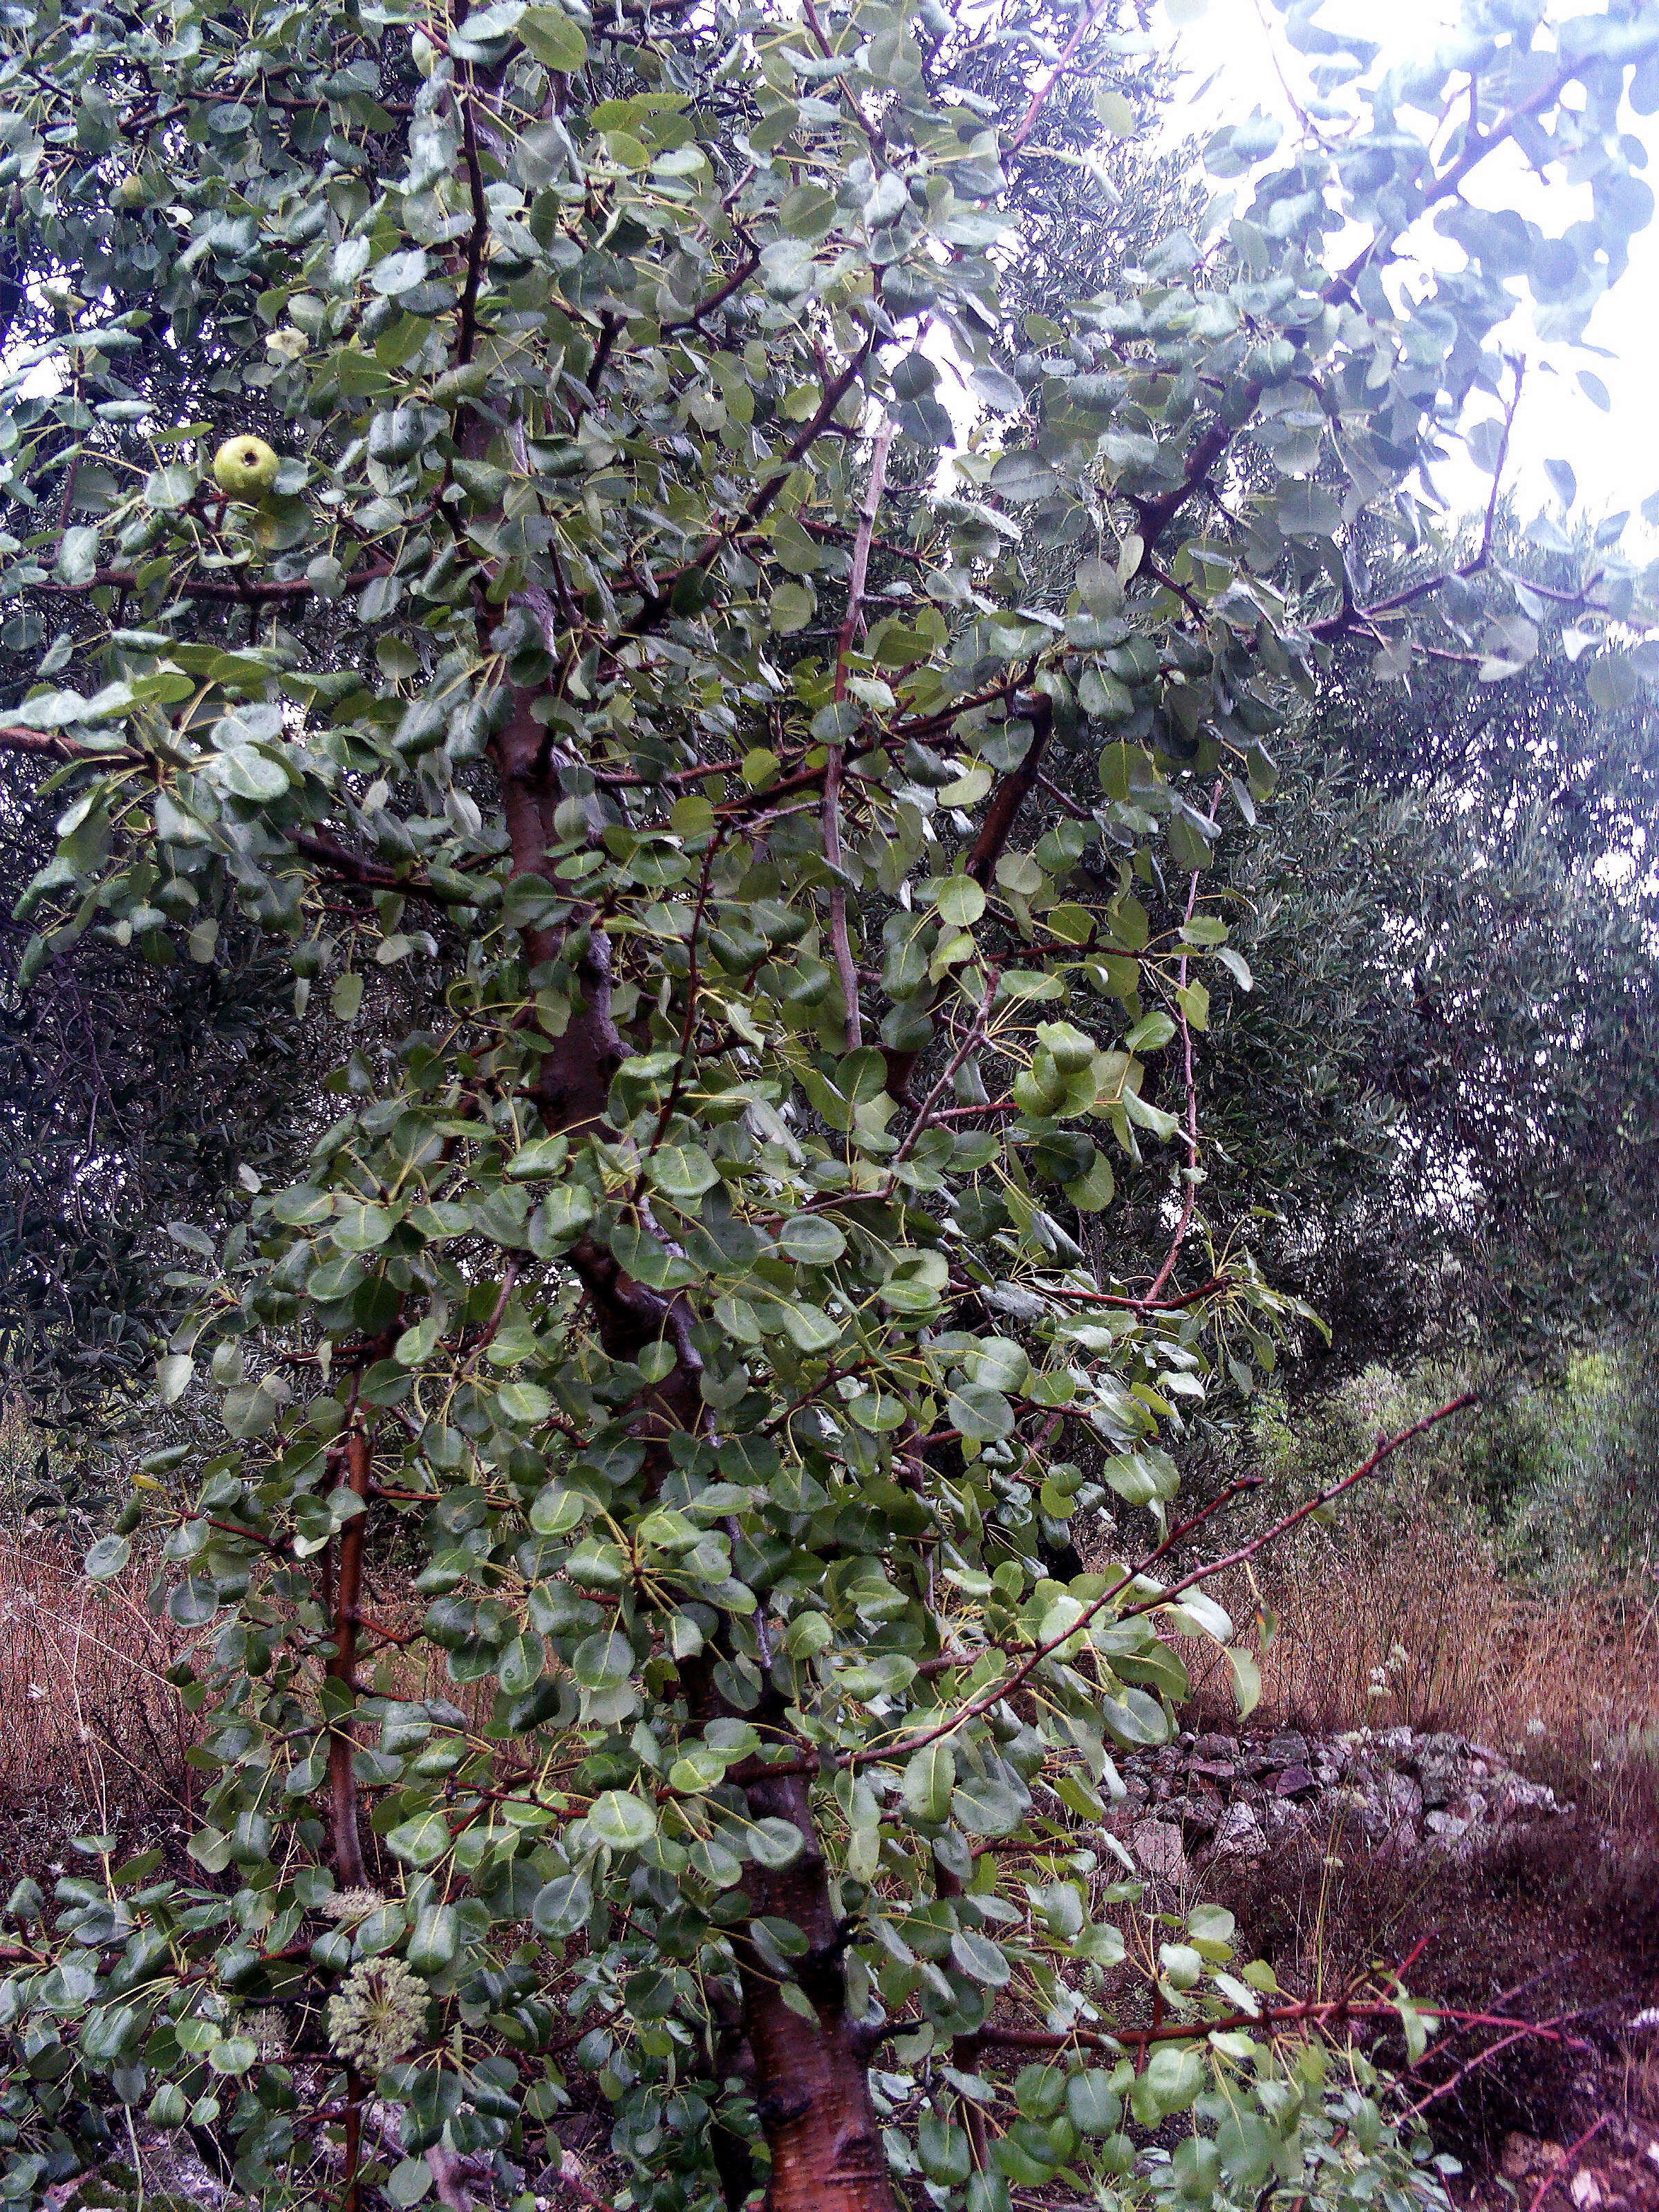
[
  {"xmin": 487, "ymin": 595, "xmax": 894, "ymax": 2212},
  {"xmin": 735, "ymin": 1761, "xmax": 895, "ymax": 2212},
  {"xmin": 324, "ymin": 1427, "xmax": 372, "ymax": 1888}
]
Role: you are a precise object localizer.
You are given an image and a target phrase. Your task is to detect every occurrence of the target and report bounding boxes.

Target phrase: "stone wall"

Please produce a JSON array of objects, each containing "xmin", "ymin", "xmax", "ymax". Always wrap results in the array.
[{"xmin": 1107, "ymin": 1725, "xmax": 1566, "ymax": 1885}]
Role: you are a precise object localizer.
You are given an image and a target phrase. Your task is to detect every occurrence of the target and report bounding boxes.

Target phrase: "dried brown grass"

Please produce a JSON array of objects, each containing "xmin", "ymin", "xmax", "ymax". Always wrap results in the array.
[
  {"xmin": 1181, "ymin": 1509, "xmax": 1659, "ymax": 1755},
  {"xmin": 0, "ymin": 1530, "xmax": 197, "ymax": 1873}
]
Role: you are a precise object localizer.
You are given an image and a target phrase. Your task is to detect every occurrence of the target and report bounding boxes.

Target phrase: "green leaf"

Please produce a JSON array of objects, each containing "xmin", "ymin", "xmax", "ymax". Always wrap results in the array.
[
  {"xmin": 1275, "ymin": 481, "xmax": 1342, "ymax": 538},
  {"xmin": 371, "ymin": 248, "xmax": 429, "ymax": 296},
  {"xmin": 648, "ymin": 1145, "xmax": 719, "ymax": 1199},
  {"xmin": 901, "ymin": 1740, "xmax": 955, "ymax": 1825},
  {"xmin": 778, "ymin": 1302, "xmax": 841, "ymax": 1353},
  {"xmin": 572, "ymin": 1631, "xmax": 633, "ymax": 1691},
  {"xmin": 1226, "ymin": 1646, "xmax": 1262, "ymax": 1721},
  {"xmin": 532, "ymin": 1869, "xmax": 593, "ymax": 1938},
  {"xmin": 55, "ymin": 526, "xmax": 100, "ymax": 588},
  {"xmin": 406, "ymin": 1904, "xmax": 459, "ymax": 1974},
  {"xmin": 950, "ymin": 1927, "xmax": 1011, "ymax": 1985},
  {"xmin": 769, "ymin": 580, "xmax": 816, "ymax": 633},
  {"xmin": 1131, "ymin": 2043, "xmax": 1206, "ymax": 2122},
  {"xmin": 948, "ymin": 1385, "xmax": 1014, "ymax": 1441},
  {"xmin": 506, "ymin": 1134, "xmax": 570, "ymax": 1180},
  {"xmin": 496, "ymin": 1380, "xmax": 552, "ymax": 1426},
  {"xmin": 332, "ymin": 1202, "xmax": 394, "ymax": 1251},
  {"xmin": 385, "ymin": 1810, "xmax": 453, "ymax": 1866},
  {"xmin": 746, "ymin": 1817, "xmax": 805, "ymax": 1868},
  {"xmin": 535, "ymin": 1185, "xmax": 594, "ymax": 1242},
  {"xmin": 519, "ymin": 6, "xmax": 588, "ymax": 67},
  {"xmin": 989, "ymin": 450, "xmax": 1056, "ymax": 502},
  {"xmin": 85, "ymin": 1534, "xmax": 130, "ymax": 1580},
  {"xmin": 156, "ymin": 1353, "xmax": 192, "ymax": 1405},
  {"xmin": 1586, "ymin": 652, "xmax": 1638, "ymax": 712},
  {"xmin": 935, "ymin": 874, "xmax": 986, "ymax": 927},
  {"xmin": 777, "ymin": 1214, "xmax": 846, "ymax": 1263},
  {"xmin": 588, "ymin": 1790, "xmax": 657, "ymax": 1850},
  {"xmin": 207, "ymin": 2036, "xmax": 257, "ymax": 2075}
]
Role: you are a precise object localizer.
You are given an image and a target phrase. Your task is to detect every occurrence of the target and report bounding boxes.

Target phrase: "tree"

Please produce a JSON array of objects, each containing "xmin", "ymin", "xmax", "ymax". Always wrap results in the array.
[
  {"xmin": 1, "ymin": 2, "xmax": 1656, "ymax": 2209},
  {"xmin": 1176, "ymin": 538, "xmax": 1659, "ymax": 1382}
]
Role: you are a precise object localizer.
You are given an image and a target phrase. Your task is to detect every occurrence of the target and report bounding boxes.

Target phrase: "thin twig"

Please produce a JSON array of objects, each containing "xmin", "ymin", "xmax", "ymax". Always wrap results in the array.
[
  {"xmin": 1006, "ymin": 0, "xmax": 1114, "ymax": 153},
  {"xmin": 1527, "ymin": 2115, "xmax": 1611, "ymax": 2212}
]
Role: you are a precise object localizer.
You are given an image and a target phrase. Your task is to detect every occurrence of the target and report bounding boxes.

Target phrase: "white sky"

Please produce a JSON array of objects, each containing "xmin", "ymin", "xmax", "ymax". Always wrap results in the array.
[{"xmin": 1154, "ymin": 0, "xmax": 1659, "ymax": 530}]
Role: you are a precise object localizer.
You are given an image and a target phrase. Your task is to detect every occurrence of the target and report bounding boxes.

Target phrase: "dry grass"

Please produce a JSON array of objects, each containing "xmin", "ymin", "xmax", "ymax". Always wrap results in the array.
[
  {"xmin": 0, "ymin": 1530, "xmax": 198, "ymax": 1873},
  {"xmin": 1180, "ymin": 1507, "xmax": 1659, "ymax": 1755},
  {"xmin": 1164, "ymin": 1501, "xmax": 1659, "ymax": 2200}
]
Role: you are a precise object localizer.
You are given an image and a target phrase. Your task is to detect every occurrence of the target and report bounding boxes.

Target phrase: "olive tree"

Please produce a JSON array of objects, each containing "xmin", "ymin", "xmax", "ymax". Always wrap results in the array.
[{"xmin": 1, "ymin": 0, "xmax": 1656, "ymax": 2208}]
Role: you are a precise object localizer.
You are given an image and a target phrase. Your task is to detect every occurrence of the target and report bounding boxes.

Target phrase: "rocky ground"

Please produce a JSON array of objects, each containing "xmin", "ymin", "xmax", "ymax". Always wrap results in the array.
[{"xmin": 1108, "ymin": 1722, "xmax": 1568, "ymax": 1884}]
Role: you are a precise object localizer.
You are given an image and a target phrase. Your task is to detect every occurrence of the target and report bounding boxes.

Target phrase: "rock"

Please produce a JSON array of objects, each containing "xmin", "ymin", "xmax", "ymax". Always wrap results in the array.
[
  {"xmin": 1380, "ymin": 1772, "xmax": 1423, "ymax": 1826},
  {"xmin": 1502, "ymin": 2133, "xmax": 1564, "ymax": 2183},
  {"xmin": 1212, "ymin": 1802, "xmax": 1267, "ymax": 1857},
  {"xmin": 1175, "ymin": 1794, "xmax": 1221, "ymax": 1835},
  {"xmin": 1129, "ymin": 1818, "xmax": 1188, "ymax": 1884},
  {"xmin": 1424, "ymin": 1809, "xmax": 1471, "ymax": 1844},
  {"xmin": 1491, "ymin": 1774, "xmax": 1559, "ymax": 1817},
  {"xmin": 1421, "ymin": 1730, "xmax": 1468, "ymax": 1759},
  {"xmin": 1262, "ymin": 1798, "xmax": 1311, "ymax": 1844},
  {"xmin": 1106, "ymin": 1722, "xmax": 1571, "ymax": 1871},
  {"xmin": 1418, "ymin": 1754, "xmax": 1468, "ymax": 1808}
]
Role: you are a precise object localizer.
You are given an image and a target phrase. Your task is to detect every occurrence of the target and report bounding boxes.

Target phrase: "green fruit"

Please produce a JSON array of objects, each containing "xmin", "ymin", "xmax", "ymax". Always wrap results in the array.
[{"xmin": 212, "ymin": 434, "xmax": 280, "ymax": 500}]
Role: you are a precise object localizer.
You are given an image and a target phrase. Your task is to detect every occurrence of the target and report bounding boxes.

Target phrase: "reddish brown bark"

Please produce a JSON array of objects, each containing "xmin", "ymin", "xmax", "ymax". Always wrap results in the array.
[
  {"xmin": 734, "ymin": 1765, "xmax": 894, "ymax": 2212},
  {"xmin": 324, "ymin": 1427, "xmax": 372, "ymax": 1889}
]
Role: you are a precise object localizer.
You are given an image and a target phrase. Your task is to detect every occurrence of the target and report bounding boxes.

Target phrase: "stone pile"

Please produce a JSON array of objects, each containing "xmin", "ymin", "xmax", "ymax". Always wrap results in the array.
[{"xmin": 1107, "ymin": 1724, "xmax": 1566, "ymax": 1884}]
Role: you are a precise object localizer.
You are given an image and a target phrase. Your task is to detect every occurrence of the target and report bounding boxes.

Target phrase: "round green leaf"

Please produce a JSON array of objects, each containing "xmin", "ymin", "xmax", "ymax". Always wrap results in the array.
[
  {"xmin": 85, "ymin": 1534, "xmax": 130, "ymax": 1580},
  {"xmin": 588, "ymin": 1790, "xmax": 657, "ymax": 1850},
  {"xmin": 746, "ymin": 1817, "xmax": 805, "ymax": 1869},
  {"xmin": 936, "ymin": 874, "xmax": 986, "ymax": 927},
  {"xmin": 385, "ymin": 1811, "xmax": 452, "ymax": 1866},
  {"xmin": 371, "ymin": 248, "xmax": 429, "ymax": 295},
  {"xmin": 572, "ymin": 1631, "xmax": 634, "ymax": 1691},
  {"xmin": 950, "ymin": 1927, "xmax": 1012, "ymax": 1986},
  {"xmin": 532, "ymin": 1868, "xmax": 593, "ymax": 1938},
  {"xmin": 948, "ymin": 1384, "xmax": 1015, "ymax": 1441},
  {"xmin": 496, "ymin": 1380, "xmax": 552, "ymax": 1426},
  {"xmin": 777, "ymin": 1214, "xmax": 847, "ymax": 1264},
  {"xmin": 332, "ymin": 1203, "xmax": 395, "ymax": 1252}
]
